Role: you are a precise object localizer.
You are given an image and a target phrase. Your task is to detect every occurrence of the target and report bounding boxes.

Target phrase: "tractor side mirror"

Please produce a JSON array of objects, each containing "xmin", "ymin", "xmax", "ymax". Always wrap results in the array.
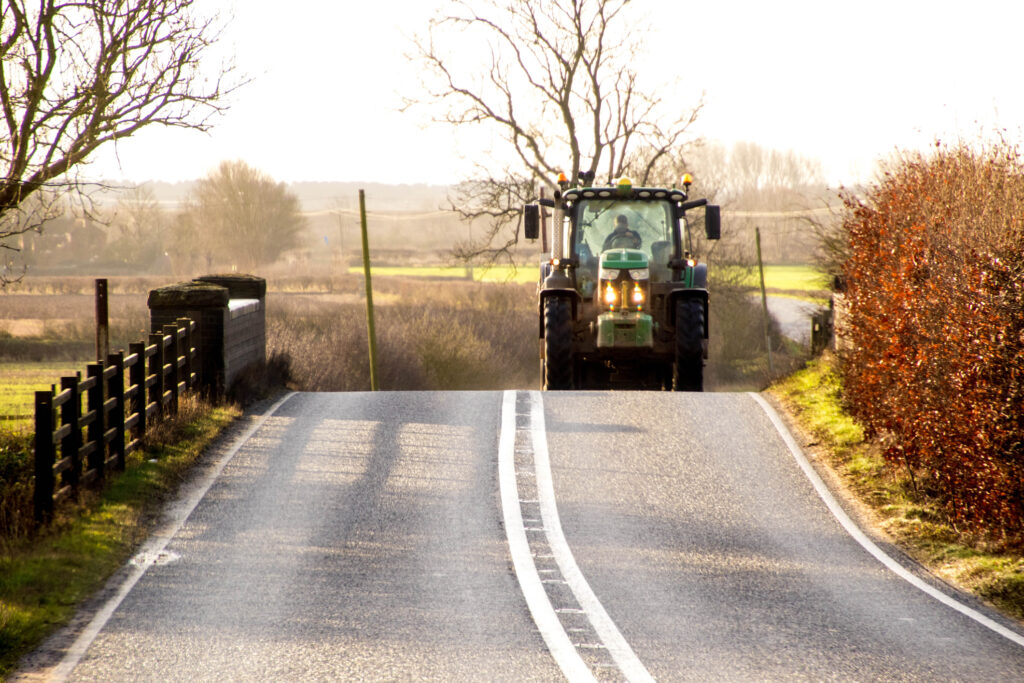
[
  {"xmin": 704, "ymin": 205, "xmax": 721, "ymax": 240},
  {"xmin": 524, "ymin": 204, "xmax": 540, "ymax": 240}
]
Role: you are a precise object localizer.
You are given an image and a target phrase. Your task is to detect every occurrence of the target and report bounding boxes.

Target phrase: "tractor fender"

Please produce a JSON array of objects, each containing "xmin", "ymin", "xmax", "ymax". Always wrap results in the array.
[
  {"xmin": 667, "ymin": 288, "xmax": 709, "ymax": 340},
  {"xmin": 691, "ymin": 263, "xmax": 708, "ymax": 289},
  {"xmin": 538, "ymin": 287, "xmax": 580, "ymax": 338}
]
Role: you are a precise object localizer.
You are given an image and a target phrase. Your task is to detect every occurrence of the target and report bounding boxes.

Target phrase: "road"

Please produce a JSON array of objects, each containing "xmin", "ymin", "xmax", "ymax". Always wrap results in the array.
[
  {"xmin": 18, "ymin": 391, "xmax": 1024, "ymax": 681},
  {"xmin": 765, "ymin": 295, "xmax": 824, "ymax": 345}
]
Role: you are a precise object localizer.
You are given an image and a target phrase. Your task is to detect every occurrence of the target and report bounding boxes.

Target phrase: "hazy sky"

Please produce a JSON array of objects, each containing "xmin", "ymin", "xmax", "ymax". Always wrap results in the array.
[{"xmin": 88, "ymin": 0, "xmax": 1024, "ymax": 187}]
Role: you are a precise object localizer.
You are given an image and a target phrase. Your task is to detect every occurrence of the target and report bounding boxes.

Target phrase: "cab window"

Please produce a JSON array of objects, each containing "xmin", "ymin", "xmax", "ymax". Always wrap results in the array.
[{"xmin": 574, "ymin": 199, "xmax": 675, "ymax": 280}]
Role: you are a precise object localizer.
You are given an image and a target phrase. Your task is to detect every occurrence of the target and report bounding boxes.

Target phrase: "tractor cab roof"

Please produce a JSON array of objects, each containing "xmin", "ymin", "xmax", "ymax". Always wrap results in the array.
[{"xmin": 562, "ymin": 186, "xmax": 688, "ymax": 204}]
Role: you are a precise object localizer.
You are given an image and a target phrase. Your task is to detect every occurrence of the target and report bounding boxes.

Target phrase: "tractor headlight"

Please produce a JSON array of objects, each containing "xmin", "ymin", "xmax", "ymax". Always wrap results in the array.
[
  {"xmin": 628, "ymin": 268, "xmax": 649, "ymax": 280},
  {"xmin": 599, "ymin": 266, "xmax": 620, "ymax": 280},
  {"xmin": 631, "ymin": 284, "xmax": 645, "ymax": 306},
  {"xmin": 603, "ymin": 282, "xmax": 618, "ymax": 308}
]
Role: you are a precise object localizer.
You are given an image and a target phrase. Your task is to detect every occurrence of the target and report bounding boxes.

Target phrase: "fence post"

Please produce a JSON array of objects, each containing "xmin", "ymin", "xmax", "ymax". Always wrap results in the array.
[
  {"xmin": 34, "ymin": 390, "xmax": 55, "ymax": 525},
  {"xmin": 129, "ymin": 341, "xmax": 146, "ymax": 441},
  {"xmin": 86, "ymin": 362, "xmax": 106, "ymax": 482},
  {"xmin": 177, "ymin": 317, "xmax": 194, "ymax": 390},
  {"xmin": 95, "ymin": 278, "xmax": 109, "ymax": 361},
  {"xmin": 60, "ymin": 374, "xmax": 82, "ymax": 496},
  {"xmin": 107, "ymin": 351, "xmax": 126, "ymax": 470},
  {"xmin": 149, "ymin": 332, "xmax": 165, "ymax": 421},
  {"xmin": 163, "ymin": 323, "xmax": 180, "ymax": 415}
]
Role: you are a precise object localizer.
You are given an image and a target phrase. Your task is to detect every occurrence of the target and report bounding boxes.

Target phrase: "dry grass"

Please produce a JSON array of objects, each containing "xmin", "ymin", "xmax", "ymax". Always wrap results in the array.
[
  {"xmin": 0, "ymin": 291, "xmax": 150, "ymax": 361},
  {"xmin": 2, "ymin": 272, "xmax": 799, "ymax": 392},
  {"xmin": 268, "ymin": 277, "xmax": 539, "ymax": 391}
]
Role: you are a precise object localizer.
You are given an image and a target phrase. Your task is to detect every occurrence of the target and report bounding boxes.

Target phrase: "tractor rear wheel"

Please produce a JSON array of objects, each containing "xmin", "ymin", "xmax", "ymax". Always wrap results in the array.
[
  {"xmin": 543, "ymin": 296, "xmax": 573, "ymax": 390},
  {"xmin": 673, "ymin": 298, "xmax": 704, "ymax": 392}
]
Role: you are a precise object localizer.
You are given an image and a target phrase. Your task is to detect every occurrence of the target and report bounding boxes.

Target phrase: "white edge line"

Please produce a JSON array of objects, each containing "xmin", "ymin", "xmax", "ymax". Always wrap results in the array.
[
  {"xmin": 48, "ymin": 391, "xmax": 298, "ymax": 682},
  {"xmin": 529, "ymin": 391, "xmax": 655, "ymax": 683},
  {"xmin": 749, "ymin": 391, "xmax": 1024, "ymax": 649},
  {"xmin": 499, "ymin": 390, "xmax": 596, "ymax": 683}
]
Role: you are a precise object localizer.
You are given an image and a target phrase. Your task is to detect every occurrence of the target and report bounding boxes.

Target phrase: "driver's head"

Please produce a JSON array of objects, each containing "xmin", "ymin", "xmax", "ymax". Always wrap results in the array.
[{"xmin": 615, "ymin": 214, "xmax": 629, "ymax": 231}]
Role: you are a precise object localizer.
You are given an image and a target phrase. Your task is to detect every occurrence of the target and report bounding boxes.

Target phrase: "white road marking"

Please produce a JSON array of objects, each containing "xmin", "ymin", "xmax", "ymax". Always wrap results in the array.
[
  {"xmin": 750, "ymin": 392, "xmax": 1024, "ymax": 649},
  {"xmin": 47, "ymin": 392, "xmax": 298, "ymax": 682},
  {"xmin": 527, "ymin": 391, "xmax": 656, "ymax": 683},
  {"xmin": 498, "ymin": 390, "xmax": 596, "ymax": 682}
]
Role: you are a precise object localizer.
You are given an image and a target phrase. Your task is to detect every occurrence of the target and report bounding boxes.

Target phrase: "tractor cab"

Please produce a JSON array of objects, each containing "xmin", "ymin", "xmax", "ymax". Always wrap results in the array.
[{"xmin": 571, "ymin": 191, "xmax": 681, "ymax": 298}]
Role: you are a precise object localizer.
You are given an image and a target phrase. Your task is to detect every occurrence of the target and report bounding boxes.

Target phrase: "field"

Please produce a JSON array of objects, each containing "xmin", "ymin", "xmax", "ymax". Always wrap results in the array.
[
  {"xmin": 719, "ymin": 264, "xmax": 830, "ymax": 297},
  {"xmin": 1, "ymin": 363, "xmax": 90, "ymax": 429},
  {"xmin": 345, "ymin": 263, "xmax": 828, "ymax": 292},
  {"xmin": 345, "ymin": 264, "xmax": 537, "ymax": 283},
  {"xmin": 757, "ymin": 265, "xmax": 830, "ymax": 292}
]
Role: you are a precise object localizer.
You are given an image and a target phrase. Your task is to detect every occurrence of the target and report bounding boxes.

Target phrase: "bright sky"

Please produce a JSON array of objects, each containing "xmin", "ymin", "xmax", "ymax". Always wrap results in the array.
[{"xmin": 89, "ymin": 0, "xmax": 1024, "ymax": 187}]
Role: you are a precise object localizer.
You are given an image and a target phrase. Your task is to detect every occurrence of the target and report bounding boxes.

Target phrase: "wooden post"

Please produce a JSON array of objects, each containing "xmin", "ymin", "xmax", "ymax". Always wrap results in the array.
[
  {"xmin": 149, "ymin": 333, "xmax": 165, "ymax": 420},
  {"xmin": 129, "ymin": 341, "xmax": 146, "ymax": 440},
  {"xmin": 95, "ymin": 278, "xmax": 109, "ymax": 361},
  {"xmin": 34, "ymin": 390, "xmax": 55, "ymax": 525},
  {"xmin": 86, "ymin": 362, "xmax": 106, "ymax": 481},
  {"xmin": 177, "ymin": 317, "xmax": 194, "ymax": 390},
  {"xmin": 61, "ymin": 374, "xmax": 82, "ymax": 494},
  {"xmin": 163, "ymin": 323, "xmax": 180, "ymax": 414},
  {"xmin": 359, "ymin": 189, "xmax": 379, "ymax": 391},
  {"xmin": 755, "ymin": 227, "xmax": 775, "ymax": 375},
  {"xmin": 107, "ymin": 351, "xmax": 126, "ymax": 470}
]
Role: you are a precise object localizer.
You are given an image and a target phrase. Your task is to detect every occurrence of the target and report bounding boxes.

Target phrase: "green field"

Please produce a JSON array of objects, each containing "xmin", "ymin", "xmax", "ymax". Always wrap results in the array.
[
  {"xmin": 717, "ymin": 264, "xmax": 829, "ymax": 294},
  {"xmin": 758, "ymin": 265, "xmax": 830, "ymax": 292},
  {"xmin": 348, "ymin": 263, "xmax": 829, "ymax": 291},
  {"xmin": 1, "ymin": 362, "xmax": 89, "ymax": 429}
]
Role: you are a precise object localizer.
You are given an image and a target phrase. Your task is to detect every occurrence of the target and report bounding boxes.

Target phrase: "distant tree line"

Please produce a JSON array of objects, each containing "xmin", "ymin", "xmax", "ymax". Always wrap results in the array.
[
  {"xmin": 0, "ymin": 0, "xmax": 239, "ymax": 285},
  {"xmin": 13, "ymin": 161, "xmax": 305, "ymax": 275}
]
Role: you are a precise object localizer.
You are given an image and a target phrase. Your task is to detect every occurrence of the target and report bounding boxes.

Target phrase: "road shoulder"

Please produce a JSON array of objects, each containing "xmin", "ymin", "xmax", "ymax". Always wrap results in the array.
[{"xmin": 763, "ymin": 377, "xmax": 1024, "ymax": 630}]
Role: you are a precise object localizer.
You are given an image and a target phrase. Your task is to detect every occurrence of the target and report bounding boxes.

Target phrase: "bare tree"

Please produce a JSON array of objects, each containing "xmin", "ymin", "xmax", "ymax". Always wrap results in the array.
[
  {"xmin": 410, "ymin": 0, "xmax": 702, "ymax": 262},
  {"xmin": 104, "ymin": 185, "xmax": 167, "ymax": 268},
  {"xmin": 0, "ymin": 0, "xmax": 236, "ymax": 284},
  {"xmin": 184, "ymin": 160, "xmax": 305, "ymax": 271}
]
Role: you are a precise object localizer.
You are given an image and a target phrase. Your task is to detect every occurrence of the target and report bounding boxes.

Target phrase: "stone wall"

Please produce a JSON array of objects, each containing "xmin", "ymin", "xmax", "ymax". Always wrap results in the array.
[{"xmin": 148, "ymin": 274, "xmax": 266, "ymax": 394}]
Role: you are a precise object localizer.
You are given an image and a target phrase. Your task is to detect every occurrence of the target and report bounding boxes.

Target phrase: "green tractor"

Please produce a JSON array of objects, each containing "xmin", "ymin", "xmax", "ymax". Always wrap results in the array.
[{"xmin": 524, "ymin": 174, "xmax": 721, "ymax": 391}]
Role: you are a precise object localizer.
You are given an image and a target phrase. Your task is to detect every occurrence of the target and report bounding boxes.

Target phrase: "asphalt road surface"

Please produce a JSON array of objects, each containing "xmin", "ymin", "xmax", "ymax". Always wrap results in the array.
[
  {"xmin": 18, "ymin": 391, "xmax": 1024, "ymax": 681},
  {"xmin": 765, "ymin": 296, "xmax": 824, "ymax": 346}
]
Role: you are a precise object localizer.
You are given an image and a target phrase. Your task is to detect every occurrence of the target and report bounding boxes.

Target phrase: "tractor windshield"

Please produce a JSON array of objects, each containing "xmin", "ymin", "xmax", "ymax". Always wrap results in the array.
[
  {"xmin": 575, "ymin": 199, "xmax": 672, "ymax": 256},
  {"xmin": 573, "ymin": 199, "xmax": 676, "ymax": 282}
]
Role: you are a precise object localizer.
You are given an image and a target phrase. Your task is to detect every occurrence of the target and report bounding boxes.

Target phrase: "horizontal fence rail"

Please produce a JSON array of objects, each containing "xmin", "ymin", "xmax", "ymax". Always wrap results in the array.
[{"xmin": 33, "ymin": 318, "xmax": 199, "ymax": 525}]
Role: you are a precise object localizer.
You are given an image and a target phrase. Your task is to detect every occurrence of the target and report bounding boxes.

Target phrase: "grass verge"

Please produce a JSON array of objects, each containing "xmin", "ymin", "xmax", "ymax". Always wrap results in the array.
[
  {"xmin": 0, "ymin": 396, "xmax": 240, "ymax": 678},
  {"xmin": 768, "ymin": 353, "xmax": 1024, "ymax": 623}
]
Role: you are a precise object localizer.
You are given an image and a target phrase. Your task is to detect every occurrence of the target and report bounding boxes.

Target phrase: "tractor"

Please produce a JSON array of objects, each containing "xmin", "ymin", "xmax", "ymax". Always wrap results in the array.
[{"xmin": 523, "ymin": 174, "xmax": 720, "ymax": 390}]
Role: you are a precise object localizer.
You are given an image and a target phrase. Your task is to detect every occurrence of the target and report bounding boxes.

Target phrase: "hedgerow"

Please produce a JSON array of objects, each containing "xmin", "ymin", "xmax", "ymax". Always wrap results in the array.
[{"xmin": 839, "ymin": 141, "xmax": 1024, "ymax": 541}]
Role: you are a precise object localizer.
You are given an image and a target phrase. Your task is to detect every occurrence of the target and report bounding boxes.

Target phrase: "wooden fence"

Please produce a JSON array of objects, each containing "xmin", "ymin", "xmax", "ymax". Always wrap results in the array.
[{"xmin": 33, "ymin": 318, "xmax": 199, "ymax": 525}]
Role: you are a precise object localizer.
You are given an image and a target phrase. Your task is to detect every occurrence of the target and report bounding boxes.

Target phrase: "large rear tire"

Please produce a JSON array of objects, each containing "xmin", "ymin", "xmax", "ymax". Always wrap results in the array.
[
  {"xmin": 543, "ymin": 296, "xmax": 573, "ymax": 390},
  {"xmin": 673, "ymin": 298, "xmax": 704, "ymax": 392}
]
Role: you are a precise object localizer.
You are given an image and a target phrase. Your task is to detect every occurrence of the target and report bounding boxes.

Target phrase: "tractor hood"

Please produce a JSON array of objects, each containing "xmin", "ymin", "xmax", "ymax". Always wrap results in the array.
[{"xmin": 599, "ymin": 248, "xmax": 648, "ymax": 270}]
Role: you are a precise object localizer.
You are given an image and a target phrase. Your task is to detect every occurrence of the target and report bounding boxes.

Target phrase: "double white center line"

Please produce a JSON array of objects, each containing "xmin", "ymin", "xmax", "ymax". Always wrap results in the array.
[{"xmin": 499, "ymin": 390, "xmax": 654, "ymax": 683}]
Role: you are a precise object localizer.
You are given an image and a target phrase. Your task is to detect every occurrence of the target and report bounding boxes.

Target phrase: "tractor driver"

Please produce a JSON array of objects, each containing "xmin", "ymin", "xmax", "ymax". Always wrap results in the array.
[{"xmin": 602, "ymin": 213, "xmax": 642, "ymax": 250}]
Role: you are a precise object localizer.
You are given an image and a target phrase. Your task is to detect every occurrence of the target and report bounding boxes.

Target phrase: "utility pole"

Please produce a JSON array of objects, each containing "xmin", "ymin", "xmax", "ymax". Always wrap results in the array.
[
  {"xmin": 359, "ymin": 190, "xmax": 379, "ymax": 391},
  {"xmin": 756, "ymin": 227, "xmax": 774, "ymax": 375}
]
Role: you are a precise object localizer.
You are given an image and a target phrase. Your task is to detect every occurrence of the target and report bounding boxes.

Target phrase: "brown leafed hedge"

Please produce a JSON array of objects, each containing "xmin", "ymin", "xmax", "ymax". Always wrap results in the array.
[{"xmin": 839, "ymin": 141, "xmax": 1024, "ymax": 540}]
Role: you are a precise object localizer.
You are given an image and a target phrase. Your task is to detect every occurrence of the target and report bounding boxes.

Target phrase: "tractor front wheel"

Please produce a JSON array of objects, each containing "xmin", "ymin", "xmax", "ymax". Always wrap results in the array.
[
  {"xmin": 543, "ymin": 296, "xmax": 573, "ymax": 390},
  {"xmin": 673, "ymin": 298, "xmax": 704, "ymax": 392}
]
